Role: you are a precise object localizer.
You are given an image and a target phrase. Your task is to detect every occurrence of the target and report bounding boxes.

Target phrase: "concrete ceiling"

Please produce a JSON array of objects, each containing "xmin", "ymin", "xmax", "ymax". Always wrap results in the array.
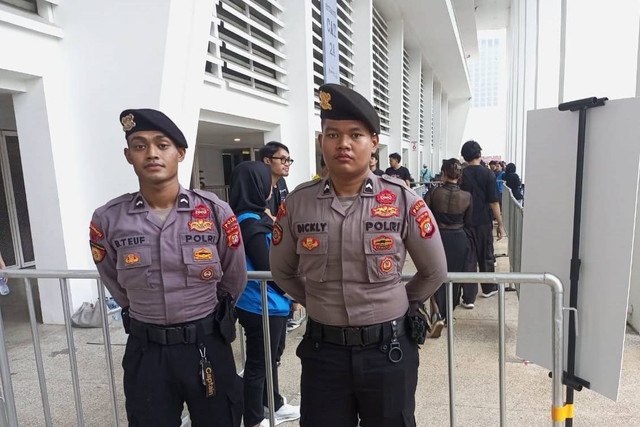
[{"xmin": 196, "ymin": 121, "xmax": 265, "ymax": 150}]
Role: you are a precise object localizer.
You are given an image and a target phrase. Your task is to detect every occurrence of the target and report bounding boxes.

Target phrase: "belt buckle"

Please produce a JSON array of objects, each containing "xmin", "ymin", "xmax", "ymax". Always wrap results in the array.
[
  {"xmin": 343, "ymin": 327, "xmax": 363, "ymax": 346},
  {"xmin": 183, "ymin": 324, "xmax": 196, "ymax": 344}
]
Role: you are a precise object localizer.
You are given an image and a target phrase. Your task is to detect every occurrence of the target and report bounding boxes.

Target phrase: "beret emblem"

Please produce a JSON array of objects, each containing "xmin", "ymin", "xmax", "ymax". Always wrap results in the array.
[
  {"xmin": 121, "ymin": 113, "xmax": 136, "ymax": 132},
  {"xmin": 319, "ymin": 91, "xmax": 332, "ymax": 110}
]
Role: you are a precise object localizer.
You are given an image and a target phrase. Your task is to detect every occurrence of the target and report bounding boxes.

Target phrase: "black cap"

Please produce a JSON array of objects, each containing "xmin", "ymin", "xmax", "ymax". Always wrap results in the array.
[
  {"xmin": 119, "ymin": 109, "xmax": 188, "ymax": 148},
  {"xmin": 318, "ymin": 84, "xmax": 380, "ymax": 135},
  {"xmin": 461, "ymin": 140, "xmax": 482, "ymax": 162}
]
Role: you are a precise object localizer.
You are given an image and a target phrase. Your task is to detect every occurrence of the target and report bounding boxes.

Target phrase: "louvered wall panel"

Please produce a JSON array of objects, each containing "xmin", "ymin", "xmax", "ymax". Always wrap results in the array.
[{"xmin": 372, "ymin": 6, "xmax": 390, "ymax": 134}]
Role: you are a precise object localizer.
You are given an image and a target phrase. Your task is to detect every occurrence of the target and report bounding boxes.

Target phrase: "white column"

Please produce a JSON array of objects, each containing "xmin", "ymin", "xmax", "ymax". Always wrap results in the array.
[
  {"xmin": 352, "ymin": 0, "xmax": 374, "ymax": 100},
  {"xmin": 440, "ymin": 92, "xmax": 449, "ymax": 165},
  {"xmin": 432, "ymin": 80, "xmax": 442, "ymax": 170},
  {"xmin": 422, "ymin": 63, "xmax": 434, "ymax": 170},
  {"xmin": 386, "ymin": 17, "xmax": 404, "ymax": 165},
  {"xmin": 407, "ymin": 48, "xmax": 422, "ymax": 178}
]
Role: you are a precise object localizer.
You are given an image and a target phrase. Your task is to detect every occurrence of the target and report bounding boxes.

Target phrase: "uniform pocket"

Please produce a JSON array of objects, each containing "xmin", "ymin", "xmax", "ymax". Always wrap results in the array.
[
  {"xmin": 181, "ymin": 244, "xmax": 221, "ymax": 286},
  {"xmin": 116, "ymin": 246, "xmax": 151, "ymax": 289},
  {"xmin": 365, "ymin": 254, "xmax": 400, "ymax": 282},
  {"xmin": 296, "ymin": 234, "xmax": 328, "ymax": 282}
]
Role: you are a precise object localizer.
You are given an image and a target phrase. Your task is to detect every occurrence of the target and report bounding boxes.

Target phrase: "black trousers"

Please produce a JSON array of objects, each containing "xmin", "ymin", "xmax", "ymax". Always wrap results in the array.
[
  {"xmin": 297, "ymin": 326, "xmax": 418, "ymax": 427},
  {"xmin": 463, "ymin": 223, "xmax": 498, "ymax": 303},
  {"xmin": 237, "ymin": 308, "xmax": 286, "ymax": 426},
  {"xmin": 434, "ymin": 228, "xmax": 471, "ymax": 318},
  {"xmin": 122, "ymin": 322, "xmax": 242, "ymax": 427}
]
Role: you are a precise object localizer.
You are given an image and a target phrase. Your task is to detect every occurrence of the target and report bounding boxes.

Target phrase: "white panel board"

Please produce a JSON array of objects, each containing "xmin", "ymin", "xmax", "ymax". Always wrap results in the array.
[{"xmin": 517, "ymin": 97, "xmax": 640, "ymax": 401}]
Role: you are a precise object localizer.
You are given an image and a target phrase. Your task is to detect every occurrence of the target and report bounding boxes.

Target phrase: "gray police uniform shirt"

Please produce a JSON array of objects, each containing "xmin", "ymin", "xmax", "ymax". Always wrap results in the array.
[
  {"xmin": 270, "ymin": 172, "xmax": 448, "ymax": 327},
  {"xmin": 90, "ymin": 186, "xmax": 247, "ymax": 325}
]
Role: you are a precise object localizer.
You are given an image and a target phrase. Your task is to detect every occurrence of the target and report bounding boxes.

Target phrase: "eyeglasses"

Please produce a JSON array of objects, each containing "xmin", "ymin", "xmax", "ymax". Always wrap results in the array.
[{"xmin": 270, "ymin": 156, "xmax": 294, "ymax": 165}]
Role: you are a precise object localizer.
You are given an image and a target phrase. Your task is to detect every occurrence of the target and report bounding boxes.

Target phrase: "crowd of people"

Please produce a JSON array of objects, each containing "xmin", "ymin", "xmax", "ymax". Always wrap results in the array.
[{"xmin": 86, "ymin": 83, "xmax": 523, "ymax": 427}]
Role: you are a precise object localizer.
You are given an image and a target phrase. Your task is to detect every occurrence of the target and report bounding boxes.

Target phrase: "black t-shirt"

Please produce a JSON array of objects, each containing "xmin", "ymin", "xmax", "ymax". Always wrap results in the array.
[
  {"xmin": 384, "ymin": 166, "xmax": 412, "ymax": 183},
  {"xmin": 372, "ymin": 168, "xmax": 384, "ymax": 176},
  {"xmin": 460, "ymin": 165, "xmax": 500, "ymax": 226},
  {"xmin": 267, "ymin": 177, "xmax": 289, "ymax": 216}
]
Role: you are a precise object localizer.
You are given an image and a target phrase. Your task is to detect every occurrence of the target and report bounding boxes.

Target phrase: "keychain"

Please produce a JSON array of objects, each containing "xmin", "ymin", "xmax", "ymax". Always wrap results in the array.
[{"xmin": 199, "ymin": 344, "xmax": 215, "ymax": 398}]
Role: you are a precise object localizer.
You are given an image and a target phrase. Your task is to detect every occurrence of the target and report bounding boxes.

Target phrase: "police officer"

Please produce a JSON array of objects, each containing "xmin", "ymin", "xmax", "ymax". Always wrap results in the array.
[
  {"xmin": 90, "ymin": 109, "xmax": 246, "ymax": 426},
  {"xmin": 270, "ymin": 84, "xmax": 448, "ymax": 427}
]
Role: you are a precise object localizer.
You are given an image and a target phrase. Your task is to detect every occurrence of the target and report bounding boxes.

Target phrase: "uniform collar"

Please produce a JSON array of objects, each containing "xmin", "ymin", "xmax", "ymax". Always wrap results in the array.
[
  {"xmin": 317, "ymin": 171, "xmax": 378, "ymax": 199},
  {"xmin": 128, "ymin": 185, "xmax": 191, "ymax": 213}
]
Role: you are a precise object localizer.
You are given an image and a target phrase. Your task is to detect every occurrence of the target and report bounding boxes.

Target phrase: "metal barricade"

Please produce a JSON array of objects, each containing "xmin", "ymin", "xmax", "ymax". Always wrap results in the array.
[
  {"xmin": 502, "ymin": 186, "xmax": 524, "ymax": 277},
  {"xmin": 0, "ymin": 270, "xmax": 564, "ymax": 426}
]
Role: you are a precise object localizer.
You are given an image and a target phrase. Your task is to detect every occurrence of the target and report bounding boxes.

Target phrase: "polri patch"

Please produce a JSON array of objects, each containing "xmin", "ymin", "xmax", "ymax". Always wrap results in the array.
[
  {"xmin": 222, "ymin": 216, "xmax": 239, "ymax": 232},
  {"xmin": 276, "ymin": 202, "xmax": 287, "ymax": 221},
  {"xmin": 194, "ymin": 248, "xmax": 213, "ymax": 261},
  {"xmin": 200, "ymin": 267, "xmax": 215, "ymax": 281},
  {"xmin": 90, "ymin": 241, "xmax": 106, "ymax": 264},
  {"xmin": 273, "ymin": 222, "xmax": 283, "ymax": 245},
  {"xmin": 416, "ymin": 211, "xmax": 435, "ymax": 238},
  {"xmin": 301, "ymin": 237, "xmax": 319, "ymax": 251},
  {"xmin": 372, "ymin": 235, "xmax": 394, "ymax": 251},
  {"xmin": 410, "ymin": 200, "xmax": 427, "ymax": 216},
  {"xmin": 89, "ymin": 222, "xmax": 104, "ymax": 242},
  {"xmin": 227, "ymin": 229, "xmax": 241, "ymax": 249},
  {"xmin": 189, "ymin": 219, "xmax": 214, "ymax": 232},
  {"xmin": 380, "ymin": 256, "xmax": 394, "ymax": 273},
  {"xmin": 192, "ymin": 204, "xmax": 211, "ymax": 219},
  {"xmin": 376, "ymin": 190, "xmax": 397, "ymax": 204},
  {"xmin": 371, "ymin": 205, "xmax": 399, "ymax": 218},
  {"xmin": 124, "ymin": 253, "xmax": 140, "ymax": 265}
]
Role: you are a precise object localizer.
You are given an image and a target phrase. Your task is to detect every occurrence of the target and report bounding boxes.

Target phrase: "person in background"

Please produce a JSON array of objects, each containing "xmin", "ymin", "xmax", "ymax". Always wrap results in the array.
[
  {"xmin": 0, "ymin": 251, "xmax": 9, "ymax": 296},
  {"xmin": 495, "ymin": 161, "xmax": 505, "ymax": 196},
  {"xmin": 369, "ymin": 150, "xmax": 384, "ymax": 176},
  {"xmin": 424, "ymin": 159, "xmax": 473, "ymax": 335},
  {"xmin": 420, "ymin": 164, "xmax": 432, "ymax": 183},
  {"xmin": 90, "ymin": 108, "xmax": 246, "ymax": 426},
  {"xmin": 385, "ymin": 152, "xmax": 412, "ymax": 187},
  {"xmin": 488, "ymin": 160, "xmax": 497, "ymax": 173},
  {"xmin": 229, "ymin": 161, "xmax": 300, "ymax": 427},
  {"xmin": 259, "ymin": 141, "xmax": 292, "ymax": 220},
  {"xmin": 313, "ymin": 157, "xmax": 329, "ymax": 180},
  {"xmin": 504, "ymin": 163, "xmax": 524, "ymax": 203}
]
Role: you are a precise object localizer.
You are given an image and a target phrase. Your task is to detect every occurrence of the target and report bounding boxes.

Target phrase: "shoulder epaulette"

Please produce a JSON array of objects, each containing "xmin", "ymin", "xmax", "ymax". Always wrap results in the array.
[
  {"xmin": 381, "ymin": 174, "xmax": 409, "ymax": 189},
  {"xmin": 193, "ymin": 189, "xmax": 225, "ymax": 206},
  {"xmin": 95, "ymin": 193, "xmax": 134, "ymax": 215},
  {"xmin": 290, "ymin": 178, "xmax": 322, "ymax": 196}
]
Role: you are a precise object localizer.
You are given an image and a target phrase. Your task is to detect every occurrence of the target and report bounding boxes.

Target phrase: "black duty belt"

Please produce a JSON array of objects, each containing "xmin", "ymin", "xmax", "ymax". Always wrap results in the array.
[
  {"xmin": 129, "ymin": 315, "xmax": 215, "ymax": 345},
  {"xmin": 308, "ymin": 317, "xmax": 406, "ymax": 346}
]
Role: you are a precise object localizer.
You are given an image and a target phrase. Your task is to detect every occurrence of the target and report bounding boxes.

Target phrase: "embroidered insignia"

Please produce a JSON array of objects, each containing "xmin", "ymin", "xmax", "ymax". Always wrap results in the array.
[
  {"xmin": 301, "ymin": 237, "xmax": 320, "ymax": 251},
  {"xmin": 371, "ymin": 205, "xmax": 400, "ymax": 218},
  {"xmin": 124, "ymin": 253, "xmax": 140, "ymax": 265},
  {"xmin": 273, "ymin": 222, "xmax": 283, "ymax": 245},
  {"xmin": 323, "ymin": 181, "xmax": 331, "ymax": 195},
  {"xmin": 222, "ymin": 216, "xmax": 239, "ymax": 232},
  {"xmin": 364, "ymin": 179, "xmax": 374, "ymax": 194},
  {"xmin": 193, "ymin": 248, "xmax": 213, "ymax": 261},
  {"xmin": 200, "ymin": 267, "xmax": 215, "ymax": 281},
  {"xmin": 410, "ymin": 200, "xmax": 427, "ymax": 216},
  {"xmin": 89, "ymin": 222, "xmax": 104, "ymax": 242},
  {"xmin": 121, "ymin": 113, "xmax": 136, "ymax": 132},
  {"xmin": 134, "ymin": 197, "xmax": 144, "ymax": 208},
  {"xmin": 90, "ymin": 241, "xmax": 106, "ymax": 263},
  {"xmin": 376, "ymin": 190, "xmax": 397, "ymax": 204},
  {"xmin": 380, "ymin": 256, "xmax": 394, "ymax": 273},
  {"xmin": 192, "ymin": 204, "xmax": 211, "ymax": 219},
  {"xmin": 178, "ymin": 196, "xmax": 189, "ymax": 208},
  {"xmin": 276, "ymin": 202, "xmax": 287, "ymax": 222},
  {"xmin": 416, "ymin": 210, "xmax": 435, "ymax": 238},
  {"xmin": 188, "ymin": 219, "xmax": 214, "ymax": 232},
  {"xmin": 227, "ymin": 230, "xmax": 241, "ymax": 249},
  {"xmin": 319, "ymin": 90, "xmax": 332, "ymax": 110},
  {"xmin": 415, "ymin": 210, "xmax": 432, "ymax": 225},
  {"xmin": 372, "ymin": 235, "xmax": 394, "ymax": 251}
]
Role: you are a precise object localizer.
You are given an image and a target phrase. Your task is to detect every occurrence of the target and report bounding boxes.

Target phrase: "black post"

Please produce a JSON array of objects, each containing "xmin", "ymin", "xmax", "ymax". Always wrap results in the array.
[{"xmin": 558, "ymin": 96, "xmax": 607, "ymax": 426}]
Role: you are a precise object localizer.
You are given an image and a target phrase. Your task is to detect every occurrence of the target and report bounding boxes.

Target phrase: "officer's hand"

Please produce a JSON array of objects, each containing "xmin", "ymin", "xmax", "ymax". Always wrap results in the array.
[
  {"xmin": 292, "ymin": 302, "xmax": 302, "ymax": 311},
  {"xmin": 496, "ymin": 224, "xmax": 504, "ymax": 241}
]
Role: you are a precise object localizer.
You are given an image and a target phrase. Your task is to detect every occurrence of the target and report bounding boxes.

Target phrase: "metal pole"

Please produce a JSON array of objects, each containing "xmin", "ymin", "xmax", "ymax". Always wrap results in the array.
[
  {"xmin": 96, "ymin": 280, "xmax": 119, "ymax": 427},
  {"xmin": 446, "ymin": 282, "xmax": 456, "ymax": 427},
  {"xmin": 24, "ymin": 278, "xmax": 52, "ymax": 427},
  {"xmin": 0, "ymin": 305, "xmax": 18, "ymax": 427},
  {"xmin": 260, "ymin": 280, "xmax": 276, "ymax": 426},
  {"xmin": 59, "ymin": 279, "xmax": 85, "ymax": 427},
  {"xmin": 498, "ymin": 283, "xmax": 506, "ymax": 427},
  {"xmin": 545, "ymin": 273, "xmax": 565, "ymax": 427}
]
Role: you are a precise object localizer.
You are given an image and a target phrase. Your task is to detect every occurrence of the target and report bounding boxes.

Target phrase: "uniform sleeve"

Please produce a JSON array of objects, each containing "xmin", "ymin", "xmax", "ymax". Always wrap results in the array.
[
  {"xmin": 403, "ymin": 191, "xmax": 448, "ymax": 304},
  {"xmin": 216, "ymin": 204, "xmax": 247, "ymax": 302},
  {"xmin": 269, "ymin": 199, "xmax": 307, "ymax": 305},
  {"xmin": 90, "ymin": 213, "xmax": 129, "ymax": 308}
]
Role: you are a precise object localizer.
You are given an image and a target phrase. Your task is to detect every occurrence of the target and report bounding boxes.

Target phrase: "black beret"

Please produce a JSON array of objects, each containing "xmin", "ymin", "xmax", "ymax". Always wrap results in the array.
[
  {"xmin": 318, "ymin": 84, "xmax": 380, "ymax": 135},
  {"xmin": 461, "ymin": 140, "xmax": 482, "ymax": 162},
  {"xmin": 119, "ymin": 108, "xmax": 188, "ymax": 148}
]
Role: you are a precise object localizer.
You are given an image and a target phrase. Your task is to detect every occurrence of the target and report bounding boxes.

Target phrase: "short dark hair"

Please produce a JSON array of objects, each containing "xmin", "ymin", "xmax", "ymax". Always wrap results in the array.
[
  {"xmin": 258, "ymin": 141, "xmax": 289, "ymax": 163},
  {"xmin": 389, "ymin": 153, "xmax": 401, "ymax": 162},
  {"xmin": 371, "ymin": 150, "xmax": 379, "ymax": 162},
  {"xmin": 461, "ymin": 140, "xmax": 482, "ymax": 162},
  {"xmin": 441, "ymin": 158, "xmax": 462, "ymax": 180}
]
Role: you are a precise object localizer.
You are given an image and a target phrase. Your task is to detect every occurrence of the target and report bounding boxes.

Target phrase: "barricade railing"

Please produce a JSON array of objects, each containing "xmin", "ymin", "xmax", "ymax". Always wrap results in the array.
[
  {"xmin": 502, "ymin": 186, "xmax": 524, "ymax": 278},
  {"xmin": 0, "ymin": 270, "xmax": 564, "ymax": 426}
]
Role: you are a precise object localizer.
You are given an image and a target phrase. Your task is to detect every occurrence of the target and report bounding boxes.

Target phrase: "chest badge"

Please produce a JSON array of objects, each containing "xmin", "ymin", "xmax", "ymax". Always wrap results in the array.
[
  {"xmin": 189, "ymin": 219, "xmax": 214, "ymax": 232},
  {"xmin": 376, "ymin": 190, "xmax": 397, "ymax": 204},
  {"xmin": 194, "ymin": 248, "xmax": 213, "ymax": 261},
  {"xmin": 301, "ymin": 237, "xmax": 319, "ymax": 251},
  {"xmin": 372, "ymin": 235, "xmax": 394, "ymax": 251},
  {"xmin": 371, "ymin": 205, "xmax": 400, "ymax": 218},
  {"xmin": 192, "ymin": 204, "xmax": 211, "ymax": 219},
  {"xmin": 124, "ymin": 253, "xmax": 140, "ymax": 265},
  {"xmin": 200, "ymin": 267, "xmax": 215, "ymax": 281},
  {"xmin": 380, "ymin": 256, "xmax": 394, "ymax": 273},
  {"xmin": 410, "ymin": 200, "xmax": 427, "ymax": 216},
  {"xmin": 416, "ymin": 211, "xmax": 436, "ymax": 238}
]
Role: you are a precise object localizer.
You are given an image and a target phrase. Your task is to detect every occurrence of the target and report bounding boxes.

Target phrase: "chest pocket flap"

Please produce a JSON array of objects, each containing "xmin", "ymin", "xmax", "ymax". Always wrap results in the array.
[
  {"xmin": 296, "ymin": 234, "xmax": 328, "ymax": 282},
  {"xmin": 116, "ymin": 246, "xmax": 152, "ymax": 289},
  {"xmin": 182, "ymin": 244, "xmax": 222, "ymax": 285}
]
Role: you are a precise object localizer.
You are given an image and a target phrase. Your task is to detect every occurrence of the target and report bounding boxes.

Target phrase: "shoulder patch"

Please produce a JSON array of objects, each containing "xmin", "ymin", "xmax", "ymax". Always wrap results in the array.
[{"xmin": 94, "ymin": 193, "xmax": 135, "ymax": 216}]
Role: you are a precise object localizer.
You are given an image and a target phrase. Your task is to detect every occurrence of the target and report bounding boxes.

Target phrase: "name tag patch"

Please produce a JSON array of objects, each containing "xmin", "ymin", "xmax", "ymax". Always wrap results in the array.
[
  {"xmin": 113, "ymin": 235, "xmax": 147, "ymax": 248},
  {"xmin": 296, "ymin": 222, "xmax": 327, "ymax": 233},
  {"xmin": 365, "ymin": 221, "xmax": 401, "ymax": 232},
  {"xmin": 181, "ymin": 234, "xmax": 217, "ymax": 244}
]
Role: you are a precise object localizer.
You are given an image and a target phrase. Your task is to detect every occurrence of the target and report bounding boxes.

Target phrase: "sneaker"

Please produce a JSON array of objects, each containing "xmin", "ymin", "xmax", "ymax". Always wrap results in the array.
[
  {"xmin": 0, "ymin": 279, "xmax": 9, "ymax": 296},
  {"xmin": 429, "ymin": 320, "xmax": 445, "ymax": 338},
  {"xmin": 274, "ymin": 403, "xmax": 300, "ymax": 424},
  {"xmin": 460, "ymin": 302, "xmax": 474, "ymax": 309},
  {"xmin": 286, "ymin": 318, "xmax": 302, "ymax": 332},
  {"xmin": 259, "ymin": 418, "xmax": 271, "ymax": 427},
  {"xmin": 481, "ymin": 290, "xmax": 498, "ymax": 298}
]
